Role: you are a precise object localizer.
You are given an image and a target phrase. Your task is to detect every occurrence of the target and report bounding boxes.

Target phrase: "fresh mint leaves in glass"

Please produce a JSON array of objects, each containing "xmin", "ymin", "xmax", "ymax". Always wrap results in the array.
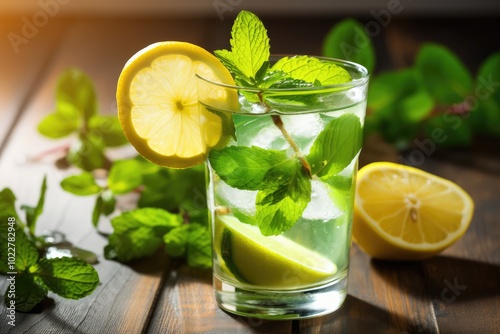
[{"xmin": 198, "ymin": 11, "xmax": 369, "ymax": 319}]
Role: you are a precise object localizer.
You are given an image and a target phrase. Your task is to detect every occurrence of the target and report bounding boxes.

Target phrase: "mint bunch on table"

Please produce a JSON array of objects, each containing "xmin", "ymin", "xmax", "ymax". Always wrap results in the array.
[
  {"xmin": 0, "ymin": 179, "xmax": 99, "ymax": 312},
  {"xmin": 209, "ymin": 11, "xmax": 363, "ymax": 236}
]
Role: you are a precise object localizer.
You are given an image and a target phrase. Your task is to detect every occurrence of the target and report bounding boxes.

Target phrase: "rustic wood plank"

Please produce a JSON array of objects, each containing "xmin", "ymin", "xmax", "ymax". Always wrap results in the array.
[
  {"xmin": 0, "ymin": 17, "xmax": 68, "ymax": 152},
  {"xmin": 145, "ymin": 263, "xmax": 293, "ymax": 334},
  {"xmin": 419, "ymin": 153, "xmax": 500, "ymax": 333}
]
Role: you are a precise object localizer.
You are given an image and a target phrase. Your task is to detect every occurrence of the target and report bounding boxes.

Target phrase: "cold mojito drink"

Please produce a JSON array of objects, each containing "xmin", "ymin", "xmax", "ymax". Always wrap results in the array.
[{"xmin": 198, "ymin": 56, "xmax": 369, "ymax": 319}]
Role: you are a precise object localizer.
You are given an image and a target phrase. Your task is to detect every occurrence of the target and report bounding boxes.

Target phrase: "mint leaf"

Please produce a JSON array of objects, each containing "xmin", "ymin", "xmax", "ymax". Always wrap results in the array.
[
  {"xmin": 209, "ymin": 146, "xmax": 288, "ymax": 190},
  {"xmin": 213, "ymin": 49, "xmax": 251, "ymax": 85},
  {"xmin": 21, "ymin": 175, "xmax": 47, "ymax": 237},
  {"xmin": 1, "ymin": 222, "xmax": 39, "ymax": 272},
  {"xmin": 38, "ymin": 111, "xmax": 80, "ymax": 138},
  {"xmin": 163, "ymin": 223, "xmax": 212, "ymax": 268},
  {"xmin": 187, "ymin": 224, "xmax": 212, "ymax": 268},
  {"xmin": 4, "ymin": 274, "xmax": 47, "ymax": 312},
  {"xmin": 106, "ymin": 208, "xmax": 182, "ymax": 260},
  {"xmin": 163, "ymin": 225, "xmax": 189, "ymax": 257},
  {"xmin": 111, "ymin": 208, "xmax": 181, "ymax": 235},
  {"xmin": 67, "ymin": 133, "xmax": 107, "ymax": 171},
  {"xmin": 108, "ymin": 159, "xmax": 142, "ymax": 194},
  {"xmin": 61, "ymin": 172, "xmax": 102, "ymax": 196},
  {"xmin": 399, "ymin": 90, "xmax": 434, "ymax": 123},
  {"xmin": 34, "ymin": 257, "xmax": 99, "ymax": 299},
  {"xmin": 105, "ymin": 227, "xmax": 163, "ymax": 262},
  {"xmin": 416, "ymin": 44, "xmax": 473, "ymax": 104},
  {"xmin": 0, "ymin": 188, "xmax": 21, "ymax": 225},
  {"xmin": 322, "ymin": 19, "xmax": 375, "ymax": 74},
  {"xmin": 256, "ymin": 159, "xmax": 311, "ymax": 236},
  {"xmin": 471, "ymin": 52, "xmax": 500, "ymax": 136},
  {"xmin": 215, "ymin": 10, "xmax": 270, "ymax": 83},
  {"xmin": 271, "ymin": 56, "xmax": 351, "ymax": 86},
  {"xmin": 139, "ymin": 166, "xmax": 206, "ymax": 212},
  {"xmin": 307, "ymin": 113, "xmax": 363, "ymax": 177},
  {"xmin": 56, "ymin": 68, "xmax": 97, "ymax": 121},
  {"xmin": 92, "ymin": 191, "xmax": 116, "ymax": 227},
  {"xmin": 88, "ymin": 115, "xmax": 128, "ymax": 147}
]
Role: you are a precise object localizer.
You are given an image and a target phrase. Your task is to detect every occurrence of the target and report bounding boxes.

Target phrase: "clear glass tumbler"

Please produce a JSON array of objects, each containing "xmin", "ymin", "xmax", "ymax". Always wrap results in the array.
[{"xmin": 197, "ymin": 56, "xmax": 369, "ymax": 319}]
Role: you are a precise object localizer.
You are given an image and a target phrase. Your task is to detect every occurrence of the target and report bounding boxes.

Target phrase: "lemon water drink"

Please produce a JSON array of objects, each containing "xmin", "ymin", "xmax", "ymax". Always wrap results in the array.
[
  {"xmin": 199, "ymin": 53, "xmax": 369, "ymax": 318},
  {"xmin": 115, "ymin": 9, "xmax": 369, "ymax": 319}
]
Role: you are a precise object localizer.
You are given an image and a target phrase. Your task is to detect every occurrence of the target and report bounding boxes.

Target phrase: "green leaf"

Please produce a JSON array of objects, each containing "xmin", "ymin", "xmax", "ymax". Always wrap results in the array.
[
  {"xmin": 367, "ymin": 69, "xmax": 419, "ymax": 117},
  {"xmin": 0, "ymin": 188, "xmax": 21, "ymax": 226},
  {"xmin": 471, "ymin": 52, "xmax": 500, "ymax": 136},
  {"xmin": 477, "ymin": 52, "xmax": 500, "ymax": 85},
  {"xmin": 322, "ymin": 19, "xmax": 375, "ymax": 74},
  {"xmin": 209, "ymin": 146, "xmax": 288, "ymax": 190},
  {"xmin": 105, "ymin": 208, "xmax": 183, "ymax": 262},
  {"xmin": 221, "ymin": 10, "xmax": 270, "ymax": 81},
  {"xmin": 139, "ymin": 166, "xmax": 206, "ymax": 212},
  {"xmin": 163, "ymin": 225, "xmax": 189, "ymax": 257},
  {"xmin": 88, "ymin": 115, "xmax": 128, "ymax": 147},
  {"xmin": 33, "ymin": 257, "xmax": 99, "ymax": 299},
  {"xmin": 187, "ymin": 224, "xmax": 212, "ymax": 268},
  {"xmin": 38, "ymin": 111, "xmax": 80, "ymax": 138},
  {"xmin": 111, "ymin": 208, "xmax": 181, "ymax": 235},
  {"xmin": 108, "ymin": 159, "xmax": 142, "ymax": 194},
  {"xmin": 424, "ymin": 114, "xmax": 472, "ymax": 148},
  {"xmin": 105, "ymin": 227, "xmax": 163, "ymax": 262},
  {"xmin": 61, "ymin": 172, "xmax": 102, "ymax": 196},
  {"xmin": 67, "ymin": 133, "xmax": 107, "ymax": 171},
  {"xmin": 271, "ymin": 56, "xmax": 351, "ymax": 85},
  {"xmin": 307, "ymin": 113, "xmax": 363, "ymax": 177},
  {"xmin": 256, "ymin": 159, "xmax": 311, "ymax": 236},
  {"xmin": 92, "ymin": 193, "xmax": 116, "ymax": 227},
  {"xmin": 0, "ymin": 220, "xmax": 39, "ymax": 272},
  {"xmin": 21, "ymin": 175, "xmax": 47, "ymax": 237},
  {"xmin": 416, "ymin": 44, "xmax": 473, "ymax": 104},
  {"xmin": 213, "ymin": 49, "xmax": 250, "ymax": 86},
  {"xmin": 399, "ymin": 90, "xmax": 435, "ymax": 123},
  {"xmin": 4, "ymin": 274, "xmax": 47, "ymax": 312},
  {"xmin": 56, "ymin": 68, "xmax": 97, "ymax": 121}
]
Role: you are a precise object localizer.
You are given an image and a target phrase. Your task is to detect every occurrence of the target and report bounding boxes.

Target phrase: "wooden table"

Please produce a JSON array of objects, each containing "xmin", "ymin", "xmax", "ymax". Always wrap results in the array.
[{"xmin": 1, "ymin": 15, "xmax": 499, "ymax": 333}]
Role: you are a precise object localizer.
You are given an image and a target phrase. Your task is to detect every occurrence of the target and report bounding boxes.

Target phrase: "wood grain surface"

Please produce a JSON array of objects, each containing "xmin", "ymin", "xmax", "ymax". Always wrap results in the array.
[{"xmin": 0, "ymin": 15, "xmax": 499, "ymax": 334}]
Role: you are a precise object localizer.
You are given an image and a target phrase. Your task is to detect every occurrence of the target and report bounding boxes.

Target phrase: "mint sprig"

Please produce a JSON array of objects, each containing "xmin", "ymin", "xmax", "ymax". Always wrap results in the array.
[
  {"xmin": 0, "ymin": 180, "xmax": 99, "ymax": 312},
  {"xmin": 38, "ymin": 69, "xmax": 128, "ymax": 171},
  {"xmin": 209, "ymin": 10, "xmax": 358, "ymax": 236}
]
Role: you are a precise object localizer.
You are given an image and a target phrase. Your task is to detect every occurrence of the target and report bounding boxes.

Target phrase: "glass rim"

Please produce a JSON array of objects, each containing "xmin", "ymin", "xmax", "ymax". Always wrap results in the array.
[{"xmin": 196, "ymin": 54, "xmax": 369, "ymax": 93}]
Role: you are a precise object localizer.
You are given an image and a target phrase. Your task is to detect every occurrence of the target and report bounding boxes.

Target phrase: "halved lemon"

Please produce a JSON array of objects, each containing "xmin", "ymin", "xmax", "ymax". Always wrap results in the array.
[
  {"xmin": 353, "ymin": 162, "xmax": 474, "ymax": 260},
  {"xmin": 116, "ymin": 41, "xmax": 237, "ymax": 168},
  {"xmin": 216, "ymin": 215, "xmax": 337, "ymax": 289}
]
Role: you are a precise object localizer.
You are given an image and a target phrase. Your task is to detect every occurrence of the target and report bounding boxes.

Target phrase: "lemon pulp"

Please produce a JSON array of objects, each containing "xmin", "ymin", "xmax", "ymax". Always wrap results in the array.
[
  {"xmin": 116, "ymin": 41, "xmax": 237, "ymax": 168},
  {"xmin": 353, "ymin": 162, "xmax": 474, "ymax": 260}
]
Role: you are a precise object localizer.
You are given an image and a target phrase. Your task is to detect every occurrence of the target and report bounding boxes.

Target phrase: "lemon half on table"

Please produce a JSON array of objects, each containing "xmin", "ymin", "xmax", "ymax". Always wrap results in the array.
[
  {"xmin": 116, "ymin": 41, "xmax": 237, "ymax": 168},
  {"xmin": 353, "ymin": 162, "xmax": 474, "ymax": 260}
]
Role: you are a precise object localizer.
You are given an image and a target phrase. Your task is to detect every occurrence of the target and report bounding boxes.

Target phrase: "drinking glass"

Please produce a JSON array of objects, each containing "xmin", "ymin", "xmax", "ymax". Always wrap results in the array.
[{"xmin": 197, "ymin": 56, "xmax": 369, "ymax": 319}]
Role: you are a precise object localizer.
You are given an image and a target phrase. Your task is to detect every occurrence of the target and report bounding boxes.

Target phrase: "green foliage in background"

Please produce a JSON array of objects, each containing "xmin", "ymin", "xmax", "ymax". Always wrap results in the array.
[
  {"xmin": 323, "ymin": 19, "xmax": 500, "ymax": 150},
  {"xmin": 38, "ymin": 68, "xmax": 128, "ymax": 170}
]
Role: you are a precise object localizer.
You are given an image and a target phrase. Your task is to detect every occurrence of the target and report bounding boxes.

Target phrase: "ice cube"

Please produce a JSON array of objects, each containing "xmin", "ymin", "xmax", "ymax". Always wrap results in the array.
[
  {"xmin": 217, "ymin": 181, "xmax": 257, "ymax": 215},
  {"xmin": 302, "ymin": 180, "xmax": 343, "ymax": 221}
]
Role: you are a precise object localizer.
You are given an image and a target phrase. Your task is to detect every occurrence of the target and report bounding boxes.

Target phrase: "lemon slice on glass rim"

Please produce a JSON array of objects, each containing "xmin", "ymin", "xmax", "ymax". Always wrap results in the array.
[
  {"xmin": 353, "ymin": 162, "xmax": 474, "ymax": 260},
  {"xmin": 116, "ymin": 41, "xmax": 237, "ymax": 168}
]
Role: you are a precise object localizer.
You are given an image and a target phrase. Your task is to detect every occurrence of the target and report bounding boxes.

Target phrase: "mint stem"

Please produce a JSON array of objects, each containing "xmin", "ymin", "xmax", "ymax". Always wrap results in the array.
[{"xmin": 271, "ymin": 115, "xmax": 312, "ymax": 178}]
